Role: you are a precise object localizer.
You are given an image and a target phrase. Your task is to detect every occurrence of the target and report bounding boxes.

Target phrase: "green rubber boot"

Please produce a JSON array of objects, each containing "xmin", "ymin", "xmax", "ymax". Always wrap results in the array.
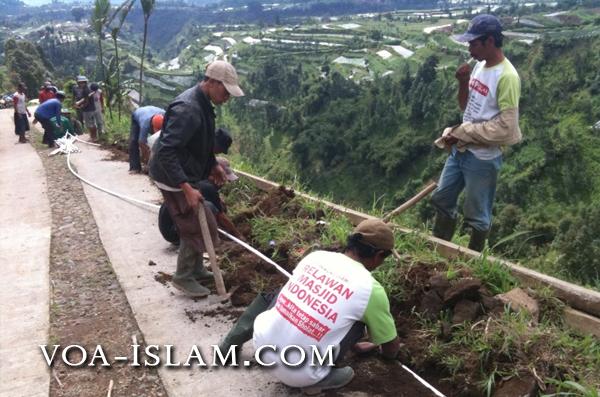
[
  {"xmin": 193, "ymin": 259, "xmax": 214, "ymax": 282},
  {"xmin": 172, "ymin": 240, "xmax": 210, "ymax": 298},
  {"xmin": 218, "ymin": 294, "xmax": 272, "ymax": 352},
  {"xmin": 468, "ymin": 228, "xmax": 489, "ymax": 252},
  {"xmin": 302, "ymin": 367, "xmax": 355, "ymax": 395},
  {"xmin": 432, "ymin": 211, "xmax": 457, "ymax": 242}
]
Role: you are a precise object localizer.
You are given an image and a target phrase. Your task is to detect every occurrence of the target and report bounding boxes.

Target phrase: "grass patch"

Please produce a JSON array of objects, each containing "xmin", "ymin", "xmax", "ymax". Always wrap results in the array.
[{"xmin": 467, "ymin": 253, "xmax": 518, "ymax": 295}]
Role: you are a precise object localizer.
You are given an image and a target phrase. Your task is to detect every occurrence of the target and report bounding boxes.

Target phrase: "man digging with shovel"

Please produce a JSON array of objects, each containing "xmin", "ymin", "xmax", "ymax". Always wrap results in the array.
[{"xmin": 149, "ymin": 60, "xmax": 244, "ymax": 297}]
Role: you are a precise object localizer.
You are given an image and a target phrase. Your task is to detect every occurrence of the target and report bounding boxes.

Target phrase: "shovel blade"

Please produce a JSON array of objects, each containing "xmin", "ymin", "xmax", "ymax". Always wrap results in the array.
[{"xmin": 207, "ymin": 285, "xmax": 239, "ymax": 305}]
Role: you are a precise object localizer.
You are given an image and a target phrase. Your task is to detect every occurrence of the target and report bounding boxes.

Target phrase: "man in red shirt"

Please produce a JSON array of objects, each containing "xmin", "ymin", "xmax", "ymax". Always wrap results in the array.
[{"xmin": 38, "ymin": 82, "xmax": 56, "ymax": 104}]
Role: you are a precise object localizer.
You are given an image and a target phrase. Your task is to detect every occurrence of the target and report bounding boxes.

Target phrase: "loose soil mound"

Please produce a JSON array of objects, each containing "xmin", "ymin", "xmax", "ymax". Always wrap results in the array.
[
  {"xmin": 214, "ymin": 181, "xmax": 599, "ymax": 396},
  {"xmin": 220, "ymin": 186, "xmax": 327, "ymax": 306}
]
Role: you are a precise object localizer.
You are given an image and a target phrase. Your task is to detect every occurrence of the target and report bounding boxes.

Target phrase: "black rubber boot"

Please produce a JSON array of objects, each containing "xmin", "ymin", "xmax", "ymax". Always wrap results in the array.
[
  {"xmin": 218, "ymin": 294, "xmax": 272, "ymax": 352},
  {"xmin": 432, "ymin": 212, "xmax": 457, "ymax": 242},
  {"xmin": 468, "ymin": 228, "xmax": 489, "ymax": 252}
]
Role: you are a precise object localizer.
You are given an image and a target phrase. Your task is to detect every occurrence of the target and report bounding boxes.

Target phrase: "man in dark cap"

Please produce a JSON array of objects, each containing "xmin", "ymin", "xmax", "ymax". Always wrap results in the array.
[
  {"xmin": 431, "ymin": 14, "xmax": 522, "ymax": 251},
  {"xmin": 214, "ymin": 127, "xmax": 233, "ymax": 154},
  {"xmin": 149, "ymin": 60, "xmax": 244, "ymax": 297},
  {"xmin": 219, "ymin": 219, "xmax": 401, "ymax": 395}
]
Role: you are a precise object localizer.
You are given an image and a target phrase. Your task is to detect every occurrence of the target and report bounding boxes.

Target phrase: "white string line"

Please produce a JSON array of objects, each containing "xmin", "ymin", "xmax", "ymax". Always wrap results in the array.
[
  {"xmin": 64, "ymin": 145, "xmax": 292, "ymax": 278},
  {"xmin": 64, "ymin": 146, "xmax": 445, "ymax": 397},
  {"xmin": 74, "ymin": 136, "xmax": 101, "ymax": 146},
  {"xmin": 400, "ymin": 363, "xmax": 446, "ymax": 397},
  {"xmin": 217, "ymin": 230, "xmax": 292, "ymax": 278}
]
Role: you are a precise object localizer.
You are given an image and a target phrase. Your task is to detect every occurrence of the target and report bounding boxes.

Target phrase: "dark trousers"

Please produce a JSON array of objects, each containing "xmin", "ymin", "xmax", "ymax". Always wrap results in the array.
[
  {"xmin": 34, "ymin": 114, "xmax": 55, "ymax": 147},
  {"xmin": 160, "ymin": 189, "xmax": 219, "ymax": 256},
  {"xmin": 128, "ymin": 116, "xmax": 141, "ymax": 171},
  {"xmin": 14, "ymin": 113, "xmax": 29, "ymax": 136}
]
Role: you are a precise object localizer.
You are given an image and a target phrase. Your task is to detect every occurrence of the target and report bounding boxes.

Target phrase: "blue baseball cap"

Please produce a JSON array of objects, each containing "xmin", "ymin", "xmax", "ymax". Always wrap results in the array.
[{"xmin": 454, "ymin": 14, "xmax": 503, "ymax": 42}]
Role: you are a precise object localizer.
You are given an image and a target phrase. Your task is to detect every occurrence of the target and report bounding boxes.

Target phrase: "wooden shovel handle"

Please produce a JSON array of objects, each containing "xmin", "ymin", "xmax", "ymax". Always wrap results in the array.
[
  {"xmin": 382, "ymin": 181, "xmax": 438, "ymax": 223},
  {"xmin": 197, "ymin": 207, "xmax": 227, "ymax": 296}
]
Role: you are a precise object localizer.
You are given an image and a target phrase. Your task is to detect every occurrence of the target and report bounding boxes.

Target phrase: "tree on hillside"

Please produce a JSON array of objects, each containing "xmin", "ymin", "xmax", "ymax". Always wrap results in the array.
[
  {"xmin": 91, "ymin": 0, "xmax": 110, "ymax": 82},
  {"xmin": 107, "ymin": 0, "xmax": 135, "ymax": 119},
  {"xmin": 71, "ymin": 6, "xmax": 85, "ymax": 22},
  {"xmin": 139, "ymin": 0, "xmax": 156, "ymax": 105},
  {"xmin": 4, "ymin": 38, "xmax": 48, "ymax": 99}
]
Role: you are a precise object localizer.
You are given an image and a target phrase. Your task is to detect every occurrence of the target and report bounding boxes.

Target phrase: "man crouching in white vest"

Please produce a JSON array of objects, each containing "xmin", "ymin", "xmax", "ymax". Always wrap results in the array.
[{"xmin": 219, "ymin": 219, "xmax": 401, "ymax": 394}]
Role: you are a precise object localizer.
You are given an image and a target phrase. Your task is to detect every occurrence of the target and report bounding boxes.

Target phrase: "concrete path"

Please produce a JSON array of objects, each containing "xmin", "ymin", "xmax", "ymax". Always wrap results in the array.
[
  {"xmin": 69, "ymin": 137, "xmax": 291, "ymax": 396},
  {"xmin": 0, "ymin": 109, "xmax": 51, "ymax": 396}
]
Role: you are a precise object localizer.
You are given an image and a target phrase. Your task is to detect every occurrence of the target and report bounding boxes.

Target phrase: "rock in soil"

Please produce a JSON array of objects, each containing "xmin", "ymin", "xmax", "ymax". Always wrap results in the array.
[
  {"xmin": 452, "ymin": 299, "xmax": 483, "ymax": 324},
  {"xmin": 492, "ymin": 375, "xmax": 538, "ymax": 397},
  {"xmin": 443, "ymin": 278, "xmax": 482, "ymax": 306}
]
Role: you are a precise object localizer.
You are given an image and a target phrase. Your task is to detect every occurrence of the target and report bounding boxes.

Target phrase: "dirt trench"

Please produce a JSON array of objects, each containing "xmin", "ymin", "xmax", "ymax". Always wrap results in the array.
[{"xmin": 194, "ymin": 183, "xmax": 577, "ymax": 397}]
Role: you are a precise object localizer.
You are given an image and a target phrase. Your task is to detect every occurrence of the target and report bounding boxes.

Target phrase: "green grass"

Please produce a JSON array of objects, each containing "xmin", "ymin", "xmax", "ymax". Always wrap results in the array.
[
  {"xmin": 249, "ymin": 216, "xmax": 313, "ymax": 253},
  {"xmin": 467, "ymin": 253, "xmax": 518, "ymax": 295},
  {"xmin": 101, "ymin": 112, "xmax": 131, "ymax": 147},
  {"xmin": 219, "ymin": 161, "xmax": 600, "ymax": 396}
]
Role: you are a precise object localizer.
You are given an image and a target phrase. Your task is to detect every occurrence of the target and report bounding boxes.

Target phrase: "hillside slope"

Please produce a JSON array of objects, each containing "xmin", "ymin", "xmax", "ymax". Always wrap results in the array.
[{"xmin": 225, "ymin": 30, "xmax": 600, "ymax": 287}]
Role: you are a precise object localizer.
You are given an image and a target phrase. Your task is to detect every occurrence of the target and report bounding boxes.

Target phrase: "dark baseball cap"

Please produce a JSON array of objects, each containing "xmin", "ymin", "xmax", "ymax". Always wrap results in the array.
[
  {"xmin": 454, "ymin": 14, "xmax": 503, "ymax": 42},
  {"xmin": 215, "ymin": 128, "xmax": 233, "ymax": 154},
  {"xmin": 352, "ymin": 219, "xmax": 394, "ymax": 251}
]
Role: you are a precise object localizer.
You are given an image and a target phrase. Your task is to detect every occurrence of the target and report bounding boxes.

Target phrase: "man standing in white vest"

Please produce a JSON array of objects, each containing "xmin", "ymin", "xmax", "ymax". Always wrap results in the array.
[{"xmin": 432, "ymin": 14, "xmax": 522, "ymax": 251}]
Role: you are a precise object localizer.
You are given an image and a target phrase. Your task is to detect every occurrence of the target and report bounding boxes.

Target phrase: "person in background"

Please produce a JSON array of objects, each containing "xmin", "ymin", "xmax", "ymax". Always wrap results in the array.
[
  {"xmin": 129, "ymin": 106, "xmax": 165, "ymax": 173},
  {"xmin": 38, "ymin": 82, "xmax": 56, "ymax": 104},
  {"xmin": 73, "ymin": 76, "xmax": 98, "ymax": 141},
  {"xmin": 46, "ymin": 80, "xmax": 58, "ymax": 94},
  {"xmin": 158, "ymin": 156, "xmax": 244, "ymax": 245},
  {"xmin": 90, "ymin": 83, "xmax": 105, "ymax": 136},
  {"xmin": 214, "ymin": 127, "xmax": 233, "ymax": 155},
  {"xmin": 72, "ymin": 75, "xmax": 86, "ymax": 124},
  {"xmin": 50, "ymin": 109, "xmax": 76, "ymax": 140},
  {"xmin": 33, "ymin": 91, "xmax": 66, "ymax": 148},
  {"xmin": 13, "ymin": 82, "xmax": 31, "ymax": 144}
]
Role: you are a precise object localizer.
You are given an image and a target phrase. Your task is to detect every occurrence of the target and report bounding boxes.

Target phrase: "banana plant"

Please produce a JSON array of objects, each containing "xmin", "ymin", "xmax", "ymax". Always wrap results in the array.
[
  {"xmin": 108, "ymin": 0, "xmax": 135, "ymax": 119},
  {"xmin": 91, "ymin": 0, "xmax": 110, "ymax": 82},
  {"xmin": 139, "ymin": 0, "xmax": 155, "ymax": 105}
]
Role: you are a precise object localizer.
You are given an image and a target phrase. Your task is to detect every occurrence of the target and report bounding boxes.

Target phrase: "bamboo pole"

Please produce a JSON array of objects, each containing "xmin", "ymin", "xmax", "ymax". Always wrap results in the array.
[{"xmin": 382, "ymin": 181, "xmax": 437, "ymax": 222}]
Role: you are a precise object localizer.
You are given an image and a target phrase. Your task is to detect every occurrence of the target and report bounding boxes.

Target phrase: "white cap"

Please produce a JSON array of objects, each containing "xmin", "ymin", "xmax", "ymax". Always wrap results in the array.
[
  {"xmin": 205, "ymin": 60, "xmax": 244, "ymax": 97},
  {"xmin": 216, "ymin": 157, "xmax": 238, "ymax": 181}
]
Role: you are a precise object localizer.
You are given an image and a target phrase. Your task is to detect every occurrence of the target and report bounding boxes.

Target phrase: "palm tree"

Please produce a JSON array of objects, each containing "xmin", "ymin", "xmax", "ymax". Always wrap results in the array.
[
  {"xmin": 108, "ymin": 0, "xmax": 135, "ymax": 119},
  {"xmin": 139, "ymin": 0, "xmax": 155, "ymax": 105},
  {"xmin": 91, "ymin": 0, "xmax": 110, "ymax": 82}
]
